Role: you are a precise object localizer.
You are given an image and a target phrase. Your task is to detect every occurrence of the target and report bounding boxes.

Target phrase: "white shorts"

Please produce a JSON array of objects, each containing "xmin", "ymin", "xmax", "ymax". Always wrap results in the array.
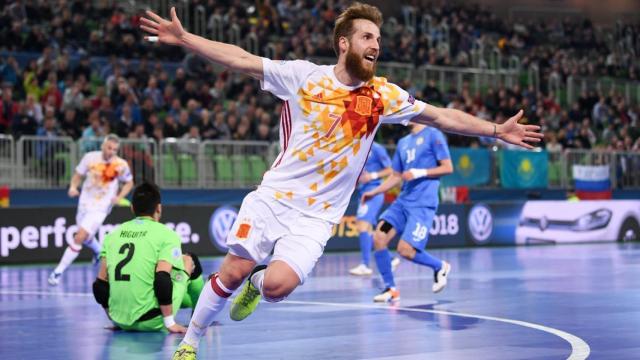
[
  {"xmin": 226, "ymin": 191, "xmax": 332, "ymax": 284},
  {"xmin": 76, "ymin": 207, "xmax": 109, "ymax": 240}
]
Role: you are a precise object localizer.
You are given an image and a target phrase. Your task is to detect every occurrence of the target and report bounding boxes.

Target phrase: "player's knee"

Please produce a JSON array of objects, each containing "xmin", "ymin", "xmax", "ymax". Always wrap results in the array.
[
  {"xmin": 373, "ymin": 221, "xmax": 392, "ymax": 249},
  {"xmin": 261, "ymin": 280, "xmax": 292, "ymax": 303},
  {"xmin": 74, "ymin": 229, "xmax": 88, "ymax": 244},
  {"xmin": 397, "ymin": 241, "xmax": 416, "ymax": 259},
  {"xmin": 356, "ymin": 220, "xmax": 372, "ymax": 233},
  {"xmin": 217, "ymin": 266, "xmax": 249, "ymax": 290}
]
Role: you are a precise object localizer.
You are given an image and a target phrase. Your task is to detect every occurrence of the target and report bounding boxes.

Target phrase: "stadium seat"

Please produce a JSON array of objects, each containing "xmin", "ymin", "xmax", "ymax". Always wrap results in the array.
[
  {"xmin": 548, "ymin": 161, "xmax": 561, "ymax": 185},
  {"xmin": 231, "ymin": 155, "xmax": 250, "ymax": 183},
  {"xmin": 53, "ymin": 152, "xmax": 72, "ymax": 182},
  {"xmin": 162, "ymin": 155, "xmax": 178, "ymax": 183},
  {"xmin": 248, "ymin": 155, "xmax": 267, "ymax": 182},
  {"xmin": 178, "ymin": 154, "xmax": 197, "ymax": 183},
  {"xmin": 214, "ymin": 154, "xmax": 233, "ymax": 182}
]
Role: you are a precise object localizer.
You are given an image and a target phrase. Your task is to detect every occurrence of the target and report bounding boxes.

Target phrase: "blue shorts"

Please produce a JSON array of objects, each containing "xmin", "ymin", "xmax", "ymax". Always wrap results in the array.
[
  {"xmin": 379, "ymin": 201, "xmax": 436, "ymax": 250},
  {"xmin": 356, "ymin": 192, "xmax": 384, "ymax": 226}
]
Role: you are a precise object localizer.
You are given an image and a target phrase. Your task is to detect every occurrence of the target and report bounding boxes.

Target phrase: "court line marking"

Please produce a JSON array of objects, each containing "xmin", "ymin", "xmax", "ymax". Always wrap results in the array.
[
  {"xmin": 281, "ymin": 300, "xmax": 590, "ymax": 360},
  {"xmin": 0, "ymin": 290, "xmax": 590, "ymax": 359}
]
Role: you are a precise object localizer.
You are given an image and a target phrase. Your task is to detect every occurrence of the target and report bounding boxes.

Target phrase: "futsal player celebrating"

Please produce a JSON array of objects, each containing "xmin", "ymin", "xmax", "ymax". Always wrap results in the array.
[
  {"xmin": 140, "ymin": 3, "xmax": 542, "ymax": 359},
  {"xmin": 362, "ymin": 123, "xmax": 453, "ymax": 302},
  {"xmin": 49, "ymin": 135, "xmax": 133, "ymax": 285}
]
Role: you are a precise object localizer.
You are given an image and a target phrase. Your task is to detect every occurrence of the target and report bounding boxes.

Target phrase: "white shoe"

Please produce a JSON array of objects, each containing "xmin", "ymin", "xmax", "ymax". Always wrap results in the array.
[
  {"xmin": 349, "ymin": 264, "xmax": 373, "ymax": 276},
  {"xmin": 432, "ymin": 261, "xmax": 451, "ymax": 293},
  {"xmin": 373, "ymin": 287, "xmax": 400, "ymax": 302},
  {"xmin": 48, "ymin": 272, "xmax": 61, "ymax": 286},
  {"xmin": 391, "ymin": 257, "xmax": 400, "ymax": 272}
]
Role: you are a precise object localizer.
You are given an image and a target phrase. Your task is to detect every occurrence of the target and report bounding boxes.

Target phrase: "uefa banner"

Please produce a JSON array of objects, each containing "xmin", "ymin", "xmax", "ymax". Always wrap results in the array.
[
  {"xmin": 0, "ymin": 202, "xmax": 468, "ymax": 264},
  {"xmin": 2, "ymin": 200, "xmax": 638, "ymax": 264}
]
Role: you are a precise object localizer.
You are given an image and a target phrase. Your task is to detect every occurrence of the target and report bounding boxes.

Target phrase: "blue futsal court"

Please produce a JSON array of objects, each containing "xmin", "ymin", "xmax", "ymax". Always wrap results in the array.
[{"xmin": 1, "ymin": 242, "xmax": 638, "ymax": 359}]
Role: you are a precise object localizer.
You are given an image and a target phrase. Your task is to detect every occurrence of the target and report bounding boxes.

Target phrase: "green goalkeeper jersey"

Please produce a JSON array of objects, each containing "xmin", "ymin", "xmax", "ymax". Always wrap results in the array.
[{"xmin": 100, "ymin": 216, "xmax": 185, "ymax": 326}]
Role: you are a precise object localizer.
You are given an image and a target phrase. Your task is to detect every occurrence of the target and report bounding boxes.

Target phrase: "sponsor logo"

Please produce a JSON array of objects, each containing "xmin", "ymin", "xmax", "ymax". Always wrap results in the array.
[
  {"xmin": 209, "ymin": 206, "xmax": 238, "ymax": 252},
  {"xmin": 468, "ymin": 204, "xmax": 493, "ymax": 244},
  {"xmin": 539, "ymin": 216, "xmax": 548, "ymax": 231},
  {"xmin": 0, "ymin": 216, "xmax": 201, "ymax": 257}
]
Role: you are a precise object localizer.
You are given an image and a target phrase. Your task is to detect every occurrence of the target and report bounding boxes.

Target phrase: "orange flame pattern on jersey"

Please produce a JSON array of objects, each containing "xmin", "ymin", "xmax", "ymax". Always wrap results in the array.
[{"xmin": 91, "ymin": 161, "xmax": 120, "ymax": 184}]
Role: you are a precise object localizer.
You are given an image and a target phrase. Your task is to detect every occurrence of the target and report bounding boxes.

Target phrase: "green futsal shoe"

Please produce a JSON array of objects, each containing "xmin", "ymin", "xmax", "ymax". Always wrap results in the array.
[
  {"xmin": 172, "ymin": 343, "xmax": 196, "ymax": 360},
  {"xmin": 230, "ymin": 265, "xmax": 267, "ymax": 321}
]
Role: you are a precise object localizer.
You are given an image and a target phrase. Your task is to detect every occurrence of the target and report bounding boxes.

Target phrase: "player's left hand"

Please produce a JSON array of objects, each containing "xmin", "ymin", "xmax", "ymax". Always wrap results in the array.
[
  {"xmin": 111, "ymin": 196, "xmax": 122, "ymax": 205},
  {"xmin": 497, "ymin": 110, "xmax": 544, "ymax": 150},
  {"xmin": 167, "ymin": 323, "xmax": 187, "ymax": 334},
  {"xmin": 401, "ymin": 171, "xmax": 415, "ymax": 181}
]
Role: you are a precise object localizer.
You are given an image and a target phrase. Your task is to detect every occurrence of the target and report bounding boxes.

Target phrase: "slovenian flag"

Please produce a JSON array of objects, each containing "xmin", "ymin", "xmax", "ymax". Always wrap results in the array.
[{"xmin": 572, "ymin": 165, "xmax": 612, "ymax": 199}]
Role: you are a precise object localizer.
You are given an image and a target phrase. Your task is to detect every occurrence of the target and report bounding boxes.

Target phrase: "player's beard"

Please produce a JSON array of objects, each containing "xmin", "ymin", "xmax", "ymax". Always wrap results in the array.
[{"xmin": 345, "ymin": 48, "xmax": 376, "ymax": 82}]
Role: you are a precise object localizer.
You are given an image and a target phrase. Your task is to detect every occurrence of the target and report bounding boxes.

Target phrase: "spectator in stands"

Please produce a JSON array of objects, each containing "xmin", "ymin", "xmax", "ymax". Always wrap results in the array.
[
  {"xmin": 81, "ymin": 111, "xmax": 104, "ymax": 153},
  {"xmin": 163, "ymin": 114, "xmax": 179, "ymax": 138},
  {"xmin": 211, "ymin": 112, "xmax": 231, "ymax": 140},
  {"xmin": 0, "ymin": 87, "xmax": 18, "ymax": 134},
  {"xmin": 60, "ymin": 108, "xmax": 81, "ymax": 140},
  {"xmin": 143, "ymin": 76, "xmax": 164, "ymax": 109}
]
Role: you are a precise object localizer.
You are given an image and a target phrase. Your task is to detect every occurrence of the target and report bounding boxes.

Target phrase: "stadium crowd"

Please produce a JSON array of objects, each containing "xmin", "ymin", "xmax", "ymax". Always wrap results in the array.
[{"xmin": 0, "ymin": 0, "xmax": 638, "ymax": 152}]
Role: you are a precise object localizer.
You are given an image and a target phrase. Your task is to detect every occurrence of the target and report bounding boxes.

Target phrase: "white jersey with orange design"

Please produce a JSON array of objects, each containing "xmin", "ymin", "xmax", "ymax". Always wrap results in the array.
[
  {"xmin": 76, "ymin": 151, "xmax": 132, "ymax": 212},
  {"xmin": 257, "ymin": 58, "xmax": 427, "ymax": 223}
]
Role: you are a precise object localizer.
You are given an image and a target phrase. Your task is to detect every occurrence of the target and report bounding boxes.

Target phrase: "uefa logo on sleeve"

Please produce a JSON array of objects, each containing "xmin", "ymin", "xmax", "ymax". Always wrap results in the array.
[
  {"xmin": 209, "ymin": 206, "xmax": 238, "ymax": 252},
  {"xmin": 468, "ymin": 204, "xmax": 493, "ymax": 244}
]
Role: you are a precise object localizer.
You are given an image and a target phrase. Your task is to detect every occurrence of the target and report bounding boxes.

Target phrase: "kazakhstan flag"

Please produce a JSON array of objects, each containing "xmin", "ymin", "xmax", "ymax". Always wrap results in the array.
[
  {"xmin": 442, "ymin": 148, "xmax": 491, "ymax": 187},
  {"xmin": 499, "ymin": 150, "xmax": 548, "ymax": 188}
]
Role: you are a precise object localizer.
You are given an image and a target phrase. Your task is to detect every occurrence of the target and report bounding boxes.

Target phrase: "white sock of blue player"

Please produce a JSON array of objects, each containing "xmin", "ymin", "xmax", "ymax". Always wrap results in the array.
[
  {"xmin": 181, "ymin": 274, "xmax": 232, "ymax": 348},
  {"xmin": 53, "ymin": 244, "xmax": 81, "ymax": 275}
]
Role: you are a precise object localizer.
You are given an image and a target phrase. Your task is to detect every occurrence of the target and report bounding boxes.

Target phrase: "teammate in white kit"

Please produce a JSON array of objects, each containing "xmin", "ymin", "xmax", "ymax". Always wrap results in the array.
[
  {"xmin": 48, "ymin": 134, "xmax": 134, "ymax": 285},
  {"xmin": 140, "ymin": 4, "xmax": 542, "ymax": 359}
]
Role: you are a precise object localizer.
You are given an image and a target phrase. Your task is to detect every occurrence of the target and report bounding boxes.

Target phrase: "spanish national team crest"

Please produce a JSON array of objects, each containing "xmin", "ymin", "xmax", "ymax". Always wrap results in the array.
[
  {"xmin": 235, "ymin": 218, "xmax": 252, "ymax": 240},
  {"xmin": 354, "ymin": 96, "xmax": 372, "ymax": 116}
]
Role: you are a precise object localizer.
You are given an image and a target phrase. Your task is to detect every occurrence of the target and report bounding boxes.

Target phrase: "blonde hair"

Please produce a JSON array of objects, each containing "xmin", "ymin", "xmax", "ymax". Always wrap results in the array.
[{"xmin": 333, "ymin": 2, "xmax": 383, "ymax": 56}]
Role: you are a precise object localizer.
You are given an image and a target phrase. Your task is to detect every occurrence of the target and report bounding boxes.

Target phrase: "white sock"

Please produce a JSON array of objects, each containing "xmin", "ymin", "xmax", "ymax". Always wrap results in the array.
[
  {"xmin": 250, "ymin": 269, "xmax": 266, "ymax": 293},
  {"xmin": 53, "ymin": 245, "xmax": 81, "ymax": 274},
  {"xmin": 182, "ymin": 275, "xmax": 233, "ymax": 348},
  {"xmin": 84, "ymin": 238, "xmax": 101, "ymax": 255}
]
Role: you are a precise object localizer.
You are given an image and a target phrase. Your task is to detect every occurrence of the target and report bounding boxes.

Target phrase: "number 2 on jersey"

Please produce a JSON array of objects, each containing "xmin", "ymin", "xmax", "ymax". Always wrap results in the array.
[{"xmin": 115, "ymin": 243, "xmax": 135, "ymax": 281}]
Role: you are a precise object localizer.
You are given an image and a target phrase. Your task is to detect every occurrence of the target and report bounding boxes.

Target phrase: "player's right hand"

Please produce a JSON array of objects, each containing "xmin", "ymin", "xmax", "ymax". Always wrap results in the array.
[
  {"xmin": 167, "ymin": 323, "xmax": 187, "ymax": 334},
  {"xmin": 140, "ymin": 7, "xmax": 186, "ymax": 46},
  {"xmin": 361, "ymin": 191, "xmax": 376, "ymax": 203},
  {"xmin": 68, "ymin": 188, "xmax": 79, "ymax": 197}
]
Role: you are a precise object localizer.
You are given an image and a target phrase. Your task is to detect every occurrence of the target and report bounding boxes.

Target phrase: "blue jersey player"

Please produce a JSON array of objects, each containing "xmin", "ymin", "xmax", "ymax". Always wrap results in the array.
[
  {"xmin": 349, "ymin": 142, "xmax": 394, "ymax": 276},
  {"xmin": 362, "ymin": 124, "xmax": 453, "ymax": 302}
]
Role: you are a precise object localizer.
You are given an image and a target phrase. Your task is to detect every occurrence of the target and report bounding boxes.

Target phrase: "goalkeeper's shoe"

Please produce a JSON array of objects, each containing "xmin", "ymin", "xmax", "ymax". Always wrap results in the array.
[{"xmin": 229, "ymin": 265, "xmax": 267, "ymax": 321}]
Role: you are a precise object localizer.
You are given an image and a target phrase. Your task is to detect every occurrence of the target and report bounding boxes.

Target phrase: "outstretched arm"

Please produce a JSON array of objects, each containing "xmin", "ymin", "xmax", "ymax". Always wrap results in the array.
[
  {"xmin": 140, "ymin": 7, "xmax": 263, "ymax": 80},
  {"xmin": 412, "ymin": 104, "xmax": 543, "ymax": 150}
]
